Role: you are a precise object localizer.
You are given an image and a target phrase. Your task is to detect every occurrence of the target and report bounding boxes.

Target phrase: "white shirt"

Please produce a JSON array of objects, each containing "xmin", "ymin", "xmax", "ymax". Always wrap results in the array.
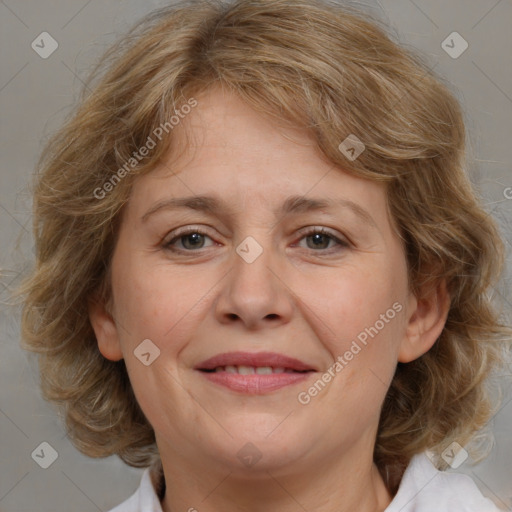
[{"xmin": 107, "ymin": 451, "xmax": 502, "ymax": 511}]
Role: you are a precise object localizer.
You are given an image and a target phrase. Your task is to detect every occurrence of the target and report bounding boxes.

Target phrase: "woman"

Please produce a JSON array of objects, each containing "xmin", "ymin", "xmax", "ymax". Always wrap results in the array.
[{"xmin": 20, "ymin": 0, "xmax": 510, "ymax": 510}]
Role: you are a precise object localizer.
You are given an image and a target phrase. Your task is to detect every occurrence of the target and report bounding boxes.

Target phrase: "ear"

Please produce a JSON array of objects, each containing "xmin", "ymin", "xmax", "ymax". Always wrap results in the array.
[
  {"xmin": 398, "ymin": 279, "xmax": 450, "ymax": 363},
  {"xmin": 88, "ymin": 294, "xmax": 124, "ymax": 361}
]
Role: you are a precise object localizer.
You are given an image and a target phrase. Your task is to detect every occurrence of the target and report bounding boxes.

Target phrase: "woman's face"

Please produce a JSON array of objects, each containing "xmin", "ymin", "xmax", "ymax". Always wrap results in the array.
[{"xmin": 93, "ymin": 87, "xmax": 423, "ymax": 475}]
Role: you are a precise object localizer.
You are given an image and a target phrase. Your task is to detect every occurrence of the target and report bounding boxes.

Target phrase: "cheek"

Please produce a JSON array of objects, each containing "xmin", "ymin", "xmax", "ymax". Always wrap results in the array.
[
  {"xmin": 308, "ymin": 316, "xmax": 403, "ymax": 427},
  {"xmin": 299, "ymin": 258, "xmax": 407, "ymax": 404},
  {"xmin": 111, "ymin": 256, "xmax": 218, "ymax": 357},
  {"xmin": 304, "ymin": 264, "xmax": 404, "ymax": 347}
]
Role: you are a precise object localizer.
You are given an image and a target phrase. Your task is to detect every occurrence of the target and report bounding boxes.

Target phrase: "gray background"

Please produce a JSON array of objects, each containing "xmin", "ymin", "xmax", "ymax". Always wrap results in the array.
[{"xmin": 0, "ymin": 0, "xmax": 511, "ymax": 510}]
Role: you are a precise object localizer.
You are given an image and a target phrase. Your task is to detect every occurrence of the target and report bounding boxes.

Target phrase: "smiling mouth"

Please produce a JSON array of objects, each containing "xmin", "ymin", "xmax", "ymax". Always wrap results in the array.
[
  {"xmin": 200, "ymin": 366, "xmax": 313, "ymax": 375},
  {"xmin": 196, "ymin": 352, "xmax": 316, "ymax": 394}
]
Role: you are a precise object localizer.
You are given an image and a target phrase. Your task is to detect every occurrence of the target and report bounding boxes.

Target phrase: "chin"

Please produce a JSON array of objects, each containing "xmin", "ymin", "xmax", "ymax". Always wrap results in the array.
[{"xmin": 201, "ymin": 427, "xmax": 311, "ymax": 474}]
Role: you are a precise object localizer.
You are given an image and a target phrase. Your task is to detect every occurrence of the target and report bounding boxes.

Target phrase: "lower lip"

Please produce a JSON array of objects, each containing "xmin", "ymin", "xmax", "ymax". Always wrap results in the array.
[{"xmin": 198, "ymin": 371, "xmax": 313, "ymax": 394}]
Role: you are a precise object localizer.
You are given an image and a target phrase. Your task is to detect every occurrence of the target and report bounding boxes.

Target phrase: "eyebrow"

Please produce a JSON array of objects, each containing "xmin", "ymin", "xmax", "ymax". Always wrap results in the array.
[{"xmin": 141, "ymin": 194, "xmax": 378, "ymax": 229}]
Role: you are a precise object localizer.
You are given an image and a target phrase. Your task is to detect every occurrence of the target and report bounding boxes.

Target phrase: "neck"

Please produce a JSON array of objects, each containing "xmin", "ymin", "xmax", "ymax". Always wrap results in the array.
[{"xmin": 158, "ymin": 439, "xmax": 393, "ymax": 512}]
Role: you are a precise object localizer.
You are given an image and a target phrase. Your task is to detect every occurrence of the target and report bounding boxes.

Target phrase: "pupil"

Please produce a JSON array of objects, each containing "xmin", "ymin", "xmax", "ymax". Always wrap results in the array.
[
  {"xmin": 184, "ymin": 233, "xmax": 203, "ymax": 249},
  {"xmin": 309, "ymin": 233, "xmax": 328, "ymax": 249}
]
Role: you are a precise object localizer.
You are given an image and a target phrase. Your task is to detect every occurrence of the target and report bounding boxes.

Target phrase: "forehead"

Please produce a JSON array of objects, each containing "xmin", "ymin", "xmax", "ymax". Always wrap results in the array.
[
  {"xmin": 164, "ymin": 87, "xmax": 328, "ymax": 178},
  {"xmin": 142, "ymin": 88, "xmax": 383, "ymax": 195},
  {"xmin": 124, "ymin": 87, "xmax": 396, "ymax": 239}
]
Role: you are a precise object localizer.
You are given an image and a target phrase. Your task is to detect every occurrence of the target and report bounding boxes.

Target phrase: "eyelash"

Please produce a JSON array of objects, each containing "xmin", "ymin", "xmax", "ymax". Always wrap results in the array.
[{"xmin": 163, "ymin": 226, "xmax": 350, "ymax": 254}]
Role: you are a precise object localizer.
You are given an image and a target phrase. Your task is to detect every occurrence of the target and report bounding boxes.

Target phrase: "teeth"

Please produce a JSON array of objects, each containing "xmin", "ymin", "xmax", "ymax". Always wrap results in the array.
[
  {"xmin": 211, "ymin": 366, "xmax": 292, "ymax": 374},
  {"xmin": 256, "ymin": 366, "xmax": 273, "ymax": 375},
  {"xmin": 238, "ymin": 366, "xmax": 255, "ymax": 375}
]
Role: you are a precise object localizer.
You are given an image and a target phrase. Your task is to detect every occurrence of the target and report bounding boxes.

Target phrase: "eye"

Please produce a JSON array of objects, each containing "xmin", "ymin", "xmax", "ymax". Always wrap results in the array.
[
  {"xmin": 294, "ymin": 227, "xmax": 350, "ymax": 252},
  {"xmin": 163, "ymin": 227, "xmax": 216, "ymax": 252},
  {"xmin": 162, "ymin": 226, "xmax": 350, "ymax": 255}
]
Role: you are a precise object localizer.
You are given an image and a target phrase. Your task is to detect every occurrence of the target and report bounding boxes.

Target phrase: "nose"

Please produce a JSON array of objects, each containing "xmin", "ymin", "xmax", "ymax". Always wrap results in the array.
[{"xmin": 214, "ymin": 240, "xmax": 294, "ymax": 331}]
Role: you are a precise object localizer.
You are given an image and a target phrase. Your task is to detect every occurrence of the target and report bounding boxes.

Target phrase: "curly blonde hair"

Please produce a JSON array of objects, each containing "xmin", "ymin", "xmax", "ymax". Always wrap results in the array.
[{"xmin": 19, "ymin": 0, "xmax": 511, "ymax": 494}]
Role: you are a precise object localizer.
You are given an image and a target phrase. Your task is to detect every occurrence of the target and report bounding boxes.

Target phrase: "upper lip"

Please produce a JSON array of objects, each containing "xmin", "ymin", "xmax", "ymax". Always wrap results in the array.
[{"xmin": 195, "ymin": 351, "xmax": 317, "ymax": 372}]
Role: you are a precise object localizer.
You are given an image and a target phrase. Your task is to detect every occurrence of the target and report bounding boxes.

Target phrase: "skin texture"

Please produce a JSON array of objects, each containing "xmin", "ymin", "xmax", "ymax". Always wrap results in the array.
[{"xmin": 89, "ymin": 86, "xmax": 450, "ymax": 512}]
